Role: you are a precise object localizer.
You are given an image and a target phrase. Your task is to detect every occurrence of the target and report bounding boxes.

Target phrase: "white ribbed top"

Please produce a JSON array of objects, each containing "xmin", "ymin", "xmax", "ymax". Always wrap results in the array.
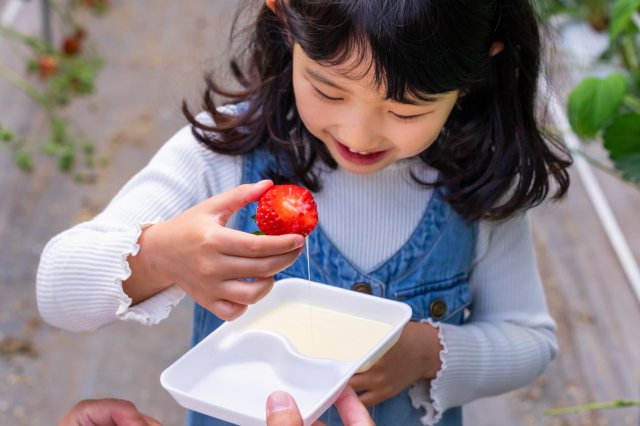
[
  {"xmin": 36, "ymin": 120, "xmax": 557, "ymax": 425},
  {"xmin": 314, "ymin": 158, "xmax": 438, "ymax": 272}
]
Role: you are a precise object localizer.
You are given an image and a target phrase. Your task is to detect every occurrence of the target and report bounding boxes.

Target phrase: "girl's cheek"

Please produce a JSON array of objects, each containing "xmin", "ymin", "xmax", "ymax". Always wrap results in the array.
[{"xmin": 299, "ymin": 104, "xmax": 333, "ymax": 131}]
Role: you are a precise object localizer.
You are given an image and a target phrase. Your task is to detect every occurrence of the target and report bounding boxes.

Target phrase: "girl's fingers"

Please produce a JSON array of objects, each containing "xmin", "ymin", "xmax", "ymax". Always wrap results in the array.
[
  {"xmin": 346, "ymin": 377, "xmax": 380, "ymax": 406},
  {"xmin": 203, "ymin": 277, "xmax": 274, "ymax": 319},
  {"xmin": 216, "ymin": 227, "xmax": 305, "ymax": 258},
  {"xmin": 216, "ymin": 277, "xmax": 275, "ymax": 306},
  {"xmin": 208, "ymin": 299, "xmax": 249, "ymax": 321},
  {"xmin": 216, "ymin": 248, "xmax": 304, "ymax": 281},
  {"xmin": 197, "ymin": 180, "xmax": 273, "ymax": 223},
  {"xmin": 346, "ymin": 373, "xmax": 368, "ymax": 393}
]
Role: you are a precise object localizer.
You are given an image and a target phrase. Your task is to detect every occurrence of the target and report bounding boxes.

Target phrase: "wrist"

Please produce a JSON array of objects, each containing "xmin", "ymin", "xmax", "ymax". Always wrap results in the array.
[
  {"xmin": 137, "ymin": 223, "xmax": 173, "ymax": 287},
  {"xmin": 421, "ymin": 322, "xmax": 444, "ymax": 380},
  {"xmin": 123, "ymin": 223, "xmax": 173, "ymax": 303}
]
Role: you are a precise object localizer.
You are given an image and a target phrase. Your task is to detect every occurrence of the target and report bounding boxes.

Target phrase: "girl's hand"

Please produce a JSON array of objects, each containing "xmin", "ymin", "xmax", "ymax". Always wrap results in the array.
[
  {"xmin": 347, "ymin": 321, "xmax": 443, "ymax": 407},
  {"xmin": 124, "ymin": 180, "xmax": 305, "ymax": 320}
]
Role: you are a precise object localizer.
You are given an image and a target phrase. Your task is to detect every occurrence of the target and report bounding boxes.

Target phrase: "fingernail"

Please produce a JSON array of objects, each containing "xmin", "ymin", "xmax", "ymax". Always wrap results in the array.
[
  {"xmin": 267, "ymin": 391, "xmax": 293, "ymax": 414},
  {"xmin": 257, "ymin": 179, "xmax": 272, "ymax": 186},
  {"xmin": 294, "ymin": 235, "xmax": 305, "ymax": 248}
]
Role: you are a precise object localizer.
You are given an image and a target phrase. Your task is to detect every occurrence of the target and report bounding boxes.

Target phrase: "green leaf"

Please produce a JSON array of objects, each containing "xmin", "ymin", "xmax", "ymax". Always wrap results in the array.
[
  {"xmin": 57, "ymin": 147, "xmax": 75, "ymax": 172},
  {"xmin": 83, "ymin": 140, "xmax": 95, "ymax": 155},
  {"xmin": 251, "ymin": 230, "xmax": 266, "ymax": 235},
  {"xmin": 610, "ymin": 0, "xmax": 640, "ymax": 38},
  {"xmin": 50, "ymin": 116, "xmax": 69, "ymax": 145},
  {"xmin": 0, "ymin": 126, "xmax": 13, "ymax": 142},
  {"xmin": 603, "ymin": 112, "xmax": 640, "ymax": 183},
  {"xmin": 568, "ymin": 73, "xmax": 629, "ymax": 138},
  {"xmin": 42, "ymin": 142, "xmax": 60, "ymax": 155},
  {"xmin": 15, "ymin": 151, "xmax": 33, "ymax": 172}
]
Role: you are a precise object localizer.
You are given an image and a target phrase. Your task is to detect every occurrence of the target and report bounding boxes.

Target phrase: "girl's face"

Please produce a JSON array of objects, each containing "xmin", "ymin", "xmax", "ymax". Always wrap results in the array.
[{"xmin": 292, "ymin": 44, "xmax": 460, "ymax": 174}]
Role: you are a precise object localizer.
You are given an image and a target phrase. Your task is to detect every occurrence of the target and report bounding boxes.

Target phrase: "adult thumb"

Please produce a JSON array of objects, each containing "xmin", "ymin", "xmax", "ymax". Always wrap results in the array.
[
  {"xmin": 266, "ymin": 391, "xmax": 303, "ymax": 426},
  {"xmin": 198, "ymin": 179, "xmax": 273, "ymax": 223}
]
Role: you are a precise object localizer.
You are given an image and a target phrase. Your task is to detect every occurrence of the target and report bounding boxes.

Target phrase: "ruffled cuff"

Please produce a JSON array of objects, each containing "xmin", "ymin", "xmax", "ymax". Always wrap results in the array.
[
  {"xmin": 114, "ymin": 219, "xmax": 185, "ymax": 325},
  {"xmin": 408, "ymin": 318, "xmax": 447, "ymax": 426},
  {"xmin": 117, "ymin": 284, "xmax": 185, "ymax": 325}
]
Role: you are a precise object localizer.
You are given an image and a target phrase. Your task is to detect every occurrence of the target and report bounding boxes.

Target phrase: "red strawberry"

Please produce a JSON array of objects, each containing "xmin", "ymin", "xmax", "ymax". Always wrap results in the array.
[
  {"xmin": 37, "ymin": 55, "xmax": 58, "ymax": 79},
  {"xmin": 256, "ymin": 184, "xmax": 318, "ymax": 237},
  {"xmin": 62, "ymin": 36, "xmax": 82, "ymax": 56}
]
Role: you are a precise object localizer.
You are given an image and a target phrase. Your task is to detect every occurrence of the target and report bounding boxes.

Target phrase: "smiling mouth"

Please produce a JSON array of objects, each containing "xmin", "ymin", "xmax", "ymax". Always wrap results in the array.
[
  {"xmin": 348, "ymin": 147, "xmax": 373, "ymax": 155},
  {"xmin": 333, "ymin": 138, "xmax": 389, "ymax": 165}
]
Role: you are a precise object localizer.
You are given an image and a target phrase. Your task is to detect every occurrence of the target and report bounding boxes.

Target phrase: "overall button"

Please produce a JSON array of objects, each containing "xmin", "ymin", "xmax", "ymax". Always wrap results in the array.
[
  {"xmin": 429, "ymin": 299, "xmax": 447, "ymax": 319},
  {"xmin": 352, "ymin": 282, "xmax": 373, "ymax": 295}
]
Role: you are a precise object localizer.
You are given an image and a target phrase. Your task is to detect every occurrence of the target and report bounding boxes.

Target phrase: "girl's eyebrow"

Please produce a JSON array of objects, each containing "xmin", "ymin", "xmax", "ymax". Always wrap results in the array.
[{"xmin": 304, "ymin": 67, "xmax": 350, "ymax": 92}]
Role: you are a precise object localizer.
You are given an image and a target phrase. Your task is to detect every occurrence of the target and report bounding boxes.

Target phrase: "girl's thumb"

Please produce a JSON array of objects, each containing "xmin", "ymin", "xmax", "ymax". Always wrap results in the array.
[{"xmin": 199, "ymin": 180, "xmax": 273, "ymax": 221}]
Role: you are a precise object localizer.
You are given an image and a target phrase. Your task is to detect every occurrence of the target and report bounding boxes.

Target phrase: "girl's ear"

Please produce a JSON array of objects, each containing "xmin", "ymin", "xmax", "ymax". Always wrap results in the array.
[
  {"xmin": 266, "ymin": 0, "xmax": 276, "ymax": 12},
  {"xmin": 490, "ymin": 40, "xmax": 505, "ymax": 56}
]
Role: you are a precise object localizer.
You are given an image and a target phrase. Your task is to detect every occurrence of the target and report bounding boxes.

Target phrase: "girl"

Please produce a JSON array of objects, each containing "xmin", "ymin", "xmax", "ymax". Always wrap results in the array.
[{"xmin": 37, "ymin": 0, "xmax": 571, "ymax": 425}]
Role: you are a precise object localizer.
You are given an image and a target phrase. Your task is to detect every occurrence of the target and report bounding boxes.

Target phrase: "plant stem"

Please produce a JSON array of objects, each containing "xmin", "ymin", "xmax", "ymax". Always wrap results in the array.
[
  {"xmin": 623, "ymin": 94, "xmax": 640, "ymax": 114},
  {"xmin": 545, "ymin": 400, "xmax": 640, "ymax": 415},
  {"xmin": 571, "ymin": 148, "xmax": 640, "ymax": 191},
  {"xmin": 620, "ymin": 36, "xmax": 640, "ymax": 80},
  {"xmin": 1, "ymin": 24, "xmax": 35, "ymax": 44},
  {"xmin": 0, "ymin": 63, "xmax": 48, "ymax": 105}
]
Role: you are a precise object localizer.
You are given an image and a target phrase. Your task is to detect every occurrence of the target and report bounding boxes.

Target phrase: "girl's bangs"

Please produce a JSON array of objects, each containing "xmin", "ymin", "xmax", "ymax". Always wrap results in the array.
[{"xmin": 285, "ymin": 0, "xmax": 488, "ymax": 101}]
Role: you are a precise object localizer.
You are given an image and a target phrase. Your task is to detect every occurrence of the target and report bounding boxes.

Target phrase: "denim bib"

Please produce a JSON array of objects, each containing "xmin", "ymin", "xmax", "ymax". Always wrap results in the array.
[{"xmin": 188, "ymin": 148, "xmax": 477, "ymax": 426}]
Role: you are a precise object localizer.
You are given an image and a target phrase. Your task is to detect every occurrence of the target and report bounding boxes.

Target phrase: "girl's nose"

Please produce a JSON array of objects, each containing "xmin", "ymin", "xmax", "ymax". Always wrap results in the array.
[{"xmin": 337, "ymin": 109, "xmax": 382, "ymax": 151}]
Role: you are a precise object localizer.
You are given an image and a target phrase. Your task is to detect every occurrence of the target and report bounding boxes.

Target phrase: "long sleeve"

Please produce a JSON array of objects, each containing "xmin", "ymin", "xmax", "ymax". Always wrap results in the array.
[
  {"xmin": 411, "ymin": 213, "xmax": 557, "ymax": 424},
  {"xmin": 36, "ymin": 123, "xmax": 242, "ymax": 331}
]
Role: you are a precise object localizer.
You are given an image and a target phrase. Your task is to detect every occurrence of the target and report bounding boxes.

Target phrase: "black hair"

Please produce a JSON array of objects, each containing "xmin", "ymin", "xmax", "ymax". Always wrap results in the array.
[{"xmin": 183, "ymin": 0, "xmax": 571, "ymax": 222}]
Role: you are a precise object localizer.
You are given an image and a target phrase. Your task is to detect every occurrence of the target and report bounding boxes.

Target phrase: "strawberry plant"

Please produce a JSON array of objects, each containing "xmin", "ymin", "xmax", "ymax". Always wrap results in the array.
[
  {"xmin": 537, "ymin": 0, "xmax": 610, "ymax": 31},
  {"xmin": 565, "ymin": 0, "xmax": 640, "ymax": 186},
  {"xmin": 0, "ymin": 0, "xmax": 108, "ymax": 181}
]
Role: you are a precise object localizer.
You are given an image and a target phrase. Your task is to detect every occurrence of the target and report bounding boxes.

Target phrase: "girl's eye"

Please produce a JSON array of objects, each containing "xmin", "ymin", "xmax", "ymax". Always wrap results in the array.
[
  {"xmin": 391, "ymin": 112, "xmax": 426, "ymax": 122},
  {"xmin": 312, "ymin": 87, "xmax": 342, "ymax": 102}
]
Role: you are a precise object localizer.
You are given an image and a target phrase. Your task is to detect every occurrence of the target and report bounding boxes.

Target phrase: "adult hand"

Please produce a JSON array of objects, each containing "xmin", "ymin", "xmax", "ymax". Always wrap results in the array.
[
  {"xmin": 59, "ymin": 398, "xmax": 161, "ymax": 426},
  {"xmin": 60, "ymin": 386, "xmax": 373, "ymax": 426},
  {"xmin": 124, "ymin": 180, "xmax": 305, "ymax": 320},
  {"xmin": 348, "ymin": 321, "xmax": 442, "ymax": 407},
  {"xmin": 266, "ymin": 386, "xmax": 374, "ymax": 426}
]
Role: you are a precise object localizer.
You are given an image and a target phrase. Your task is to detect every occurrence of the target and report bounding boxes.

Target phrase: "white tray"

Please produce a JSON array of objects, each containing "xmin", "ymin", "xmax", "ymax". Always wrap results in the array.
[{"xmin": 160, "ymin": 278, "xmax": 412, "ymax": 426}]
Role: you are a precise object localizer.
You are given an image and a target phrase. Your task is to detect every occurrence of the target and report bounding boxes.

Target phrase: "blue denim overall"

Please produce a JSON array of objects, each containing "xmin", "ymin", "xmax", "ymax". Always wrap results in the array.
[{"xmin": 188, "ymin": 148, "xmax": 477, "ymax": 426}]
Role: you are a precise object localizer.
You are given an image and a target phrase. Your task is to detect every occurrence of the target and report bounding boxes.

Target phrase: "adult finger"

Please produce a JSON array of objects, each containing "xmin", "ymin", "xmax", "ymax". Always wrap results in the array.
[
  {"xmin": 334, "ymin": 386, "xmax": 375, "ymax": 425},
  {"xmin": 142, "ymin": 415, "xmax": 163, "ymax": 426},
  {"xmin": 109, "ymin": 400, "xmax": 156, "ymax": 426},
  {"xmin": 266, "ymin": 391, "xmax": 303, "ymax": 426},
  {"xmin": 59, "ymin": 399, "xmax": 153, "ymax": 426},
  {"xmin": 216, "ymin": 227, "xmax": 304, "ymax": 258}
]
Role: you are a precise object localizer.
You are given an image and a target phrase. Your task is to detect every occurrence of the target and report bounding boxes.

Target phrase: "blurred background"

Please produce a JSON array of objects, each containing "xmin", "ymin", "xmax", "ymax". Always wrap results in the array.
[{"xmin": 0, "ymin": 1, "xmax": 638, "ymax": 425}]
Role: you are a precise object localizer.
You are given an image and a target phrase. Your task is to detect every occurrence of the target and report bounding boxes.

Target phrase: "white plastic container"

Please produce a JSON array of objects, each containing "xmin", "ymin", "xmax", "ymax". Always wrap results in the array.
[{"xmin": 160, "ymin": 278, "xmax": 412, "ymax": 426}]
